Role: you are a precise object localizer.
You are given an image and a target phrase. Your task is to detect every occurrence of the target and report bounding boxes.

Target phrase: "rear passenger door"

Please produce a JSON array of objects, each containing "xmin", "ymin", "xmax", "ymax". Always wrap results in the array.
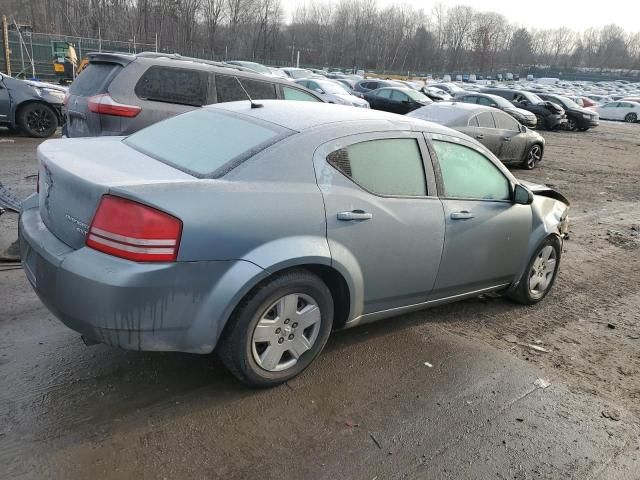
[
  {"xmin": 492, "ymin": 111, "xmax": 527, "ymax": 162},
  {"xmin": 470, "ymin": 112, "xmax": 502, "ymax": 157},
  {"xmin": 314, "ymin": 133, "xmax": 445, "ymax": 315}
]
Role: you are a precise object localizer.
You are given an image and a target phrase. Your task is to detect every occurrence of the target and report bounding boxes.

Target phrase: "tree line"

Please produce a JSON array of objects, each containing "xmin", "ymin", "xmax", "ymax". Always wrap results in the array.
[{"xmin": 5, "ymin": 0, "xmax": 640, "ymax": 73}]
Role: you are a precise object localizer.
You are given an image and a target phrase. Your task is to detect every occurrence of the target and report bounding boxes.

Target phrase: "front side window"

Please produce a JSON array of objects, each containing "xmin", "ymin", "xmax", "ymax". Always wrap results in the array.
[
  {"xmin": 477, "ymin": 112, "xmax": 496, "ymax": 128},
  {"xmin": 391, "ymin": 90, "xmax": 409, "ymax": 101},
  {"xmin": 493, "ymin": 112, "xmax": 519, "ymax": 131},
  {"xmin": 135, "ymin": 66, "xmax": 208, "ymax": 106},
  {"xmin": 433, "ymin": 140, "xmax": 510, "ymax": 201},
  {"xmin": 376, "ymin": 89, "xmax": 393, "ymax": 99},
  {"xmin": 282, "ymin": 86, "xmax": 321, "ymax": 102},
  {"xmin": 327, "ymin": 138, "xmax": 427, "ymax": 196}
]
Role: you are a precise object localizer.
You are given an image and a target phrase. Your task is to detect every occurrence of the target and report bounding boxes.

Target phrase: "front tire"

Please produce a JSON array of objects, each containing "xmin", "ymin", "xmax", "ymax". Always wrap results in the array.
[
  {"xmin": 508, "ymin": 236, "xmax": 561, "ymax": 305},
  {"xmin": 522, "ymin": 143, "xmax": 543, "ymax": 170},
  {"xmin": 535, "ymin": 114, "xmax": 546, "ymax": 130},
  {"xmin": 567, "ymin": 117, "xmax": 578, "ymax": 131},
  {"xmin": 625, "ymin": 113, "xmax": 637, "ymax": 123},
  {"xmin": 218, "ymin": 269, "xmax": 334, "ymax": 387},
  {"xmin": 17, "ymin": 103, "xmax": 59, "ymax": 138}
]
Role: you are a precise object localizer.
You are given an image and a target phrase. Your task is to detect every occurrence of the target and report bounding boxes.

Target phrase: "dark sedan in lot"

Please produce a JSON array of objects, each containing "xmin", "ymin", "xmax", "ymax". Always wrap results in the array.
[
  {"xmin": 364, "ymin": 87, "xmax": 432, "ymax": 114},
  {"xmin": 457, "ymin": 92, "xmax": 537, "ymax": 127},
  {"xmin": 408, "ymin": 102, "xmax": 545, "ymax": 169},
  {"xmin": 482, "ymin": 88, "xmax": 567, "ymax": 131},
  {"xmin": 537, "ymin": 94, "xmax": 600, "ymax": 131}
]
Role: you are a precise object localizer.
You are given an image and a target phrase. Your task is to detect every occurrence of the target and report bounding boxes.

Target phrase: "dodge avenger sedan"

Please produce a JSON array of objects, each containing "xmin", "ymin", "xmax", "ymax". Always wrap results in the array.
[{"xmin": 20, "ymin": 101, "xmax": 570, "ymax": 387}]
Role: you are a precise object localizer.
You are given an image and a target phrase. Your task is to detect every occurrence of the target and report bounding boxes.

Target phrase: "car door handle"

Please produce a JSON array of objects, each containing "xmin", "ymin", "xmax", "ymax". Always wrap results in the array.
[
  {"xmin": 502, "ymin": 137, "xmax": 511, "ymax": 142},
  {"xmin": 337, "ymin": 210, "xmax": 373, "ymax": 221},
  {"xmin": 475, "ymin": 134, "xmax": 484, "ymax": 139},
  {"xmin": 450, "ymin": 211, "xmax": 474, "ymax": 220}
]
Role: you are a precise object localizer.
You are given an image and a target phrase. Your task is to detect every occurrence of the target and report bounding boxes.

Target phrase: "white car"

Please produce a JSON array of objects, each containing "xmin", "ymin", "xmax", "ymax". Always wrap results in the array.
[
  {"xmin": 595, "ymin": 101, "xmax": 640, "ymax": 123},
  {"xmin": 294, "ymin": 78, "xmax": 369, "ymax": 108}
]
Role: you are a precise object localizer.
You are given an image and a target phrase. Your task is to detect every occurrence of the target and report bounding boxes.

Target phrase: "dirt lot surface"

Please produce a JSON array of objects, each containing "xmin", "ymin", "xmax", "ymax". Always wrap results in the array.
[{"xmin": 1, "ymin": 122, "xmax": 639, "ymax": 479}]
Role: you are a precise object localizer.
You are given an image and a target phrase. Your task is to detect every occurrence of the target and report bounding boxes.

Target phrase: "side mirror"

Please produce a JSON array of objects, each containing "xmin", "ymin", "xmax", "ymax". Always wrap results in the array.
[
  {"xmin": 520, "ymin": 124, "xmax": 527, "ymax": 133},
  {"xmin": 513, "ymin": 184, "xmax": 534, "ymax": 205}
]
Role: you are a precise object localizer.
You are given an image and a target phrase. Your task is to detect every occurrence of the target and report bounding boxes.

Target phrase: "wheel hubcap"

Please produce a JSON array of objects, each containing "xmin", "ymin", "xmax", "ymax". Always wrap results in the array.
[
  {"xmin": 251, "ymin": 293, "xmax": 321, "ymax": 372},
  {"xmin": 528, "ymin": 246, "xmax": 557, "ymax": 298},
  {"xmin": 527, "ymin": 146, "xmax": 541, "ymax": 167}
]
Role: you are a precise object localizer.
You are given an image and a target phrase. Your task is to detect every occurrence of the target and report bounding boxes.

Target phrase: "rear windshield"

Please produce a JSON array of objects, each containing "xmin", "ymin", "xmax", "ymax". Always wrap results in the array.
[
  {"xmin": 123, "ymin": 108, "xmax": 292, "ymax": 177},
  {"xmin": 70, "ymin": 63, "xmax": 121, "ymax": 96}
]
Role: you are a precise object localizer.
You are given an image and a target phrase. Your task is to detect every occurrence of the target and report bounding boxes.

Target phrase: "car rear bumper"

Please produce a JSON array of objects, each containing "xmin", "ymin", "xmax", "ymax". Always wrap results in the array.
[{"xmin": 19, "ymin": 204, "xmax": 264, "ymax": 354}]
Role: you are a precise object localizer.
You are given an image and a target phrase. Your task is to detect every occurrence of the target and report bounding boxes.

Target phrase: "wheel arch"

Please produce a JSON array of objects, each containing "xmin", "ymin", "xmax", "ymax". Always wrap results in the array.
[{"xmin": 13, "ymin": 99, "xmax": 62, "ymax": 127}]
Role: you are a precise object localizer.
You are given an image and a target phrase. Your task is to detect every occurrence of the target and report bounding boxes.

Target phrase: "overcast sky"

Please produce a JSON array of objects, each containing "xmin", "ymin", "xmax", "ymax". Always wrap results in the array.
[{"xmin": 280, "ymin": 0, "xmax": 640, "ymax": 32}]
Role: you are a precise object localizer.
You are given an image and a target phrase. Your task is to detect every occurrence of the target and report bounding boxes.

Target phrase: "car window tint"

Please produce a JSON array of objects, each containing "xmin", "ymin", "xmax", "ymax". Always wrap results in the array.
[
  {"xmin": 124, "ymin": 109, "xmax": 290, "ymax": 177},
  {"xmin": 462, "ymin": 96, "xmax": 477, "ymax": 104},
  {"xmin": 377, "ymin": 89, "xmax": 392, "ymax": 99},
  {"xmin": 282, "ymin": 86, "xmax": 321, "ymax": 102},
  {"xmin": 327, "ymin": 138, "xmax": 426, "ymax": 196},
  {"xmin": 433, "ymin": 140, "xmax": 510, "ymax": 201},
  {"xmin": 135, "ymin": 66, "xmax": 208, "ymax": 106},
  {"xmin": 493, "ymin": 112, "xmax": 519, "ymax": 130},
  {"xmin": 216, "ymin": 75, "xmax": 277, "ymax": 102},
  {"xmin": 391, "ymin": 90, "xmax": 408, "ymax": 101},
  {"xmin": 476, "ymin": 96, "xmax": 493, "ymax": 106},
  {"xmin": 477, "ymin": 112, "xmax": 496, "ymax": 128}
]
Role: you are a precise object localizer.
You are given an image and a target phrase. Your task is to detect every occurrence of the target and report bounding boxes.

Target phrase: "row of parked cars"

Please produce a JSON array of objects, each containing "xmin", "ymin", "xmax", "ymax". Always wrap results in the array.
[{"xmin": 19, "ymin": 52, "xmax": 572, "ymax": 387}]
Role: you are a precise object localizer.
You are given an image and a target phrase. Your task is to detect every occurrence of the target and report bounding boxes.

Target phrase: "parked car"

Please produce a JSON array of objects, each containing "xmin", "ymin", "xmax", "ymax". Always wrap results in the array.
[
  {"xmin": 225, "ymin": 61, "xmax": 278, "ymax": 78},
  {"xmin": 537, "ymin": 94, "xmax": 600, "ymax": 131},
  {"xmin": 267, "ymin": 67, "xmax": 290, "ymax": 80},
  {"xmin": 594, "ymin": 101, "xmax": 640, "ymax": 123},
  {"xmin": 294, "ymin": 78, "xmax": 369, "ymax": 107},
  {"xmin": 422, "ymin": 86, "xmax": 453, "ymax": 102},
  {"xmin": 0, "ymin": 73, "xmax": 66, "ymax": 137},
  {"xmin": 570, "ymin": 96, "xmax": 597, "ymax": 109},
  {"xmin": 430, "ymin": 82, "xmax": 467, "ymax": 97},
  {"xmin": 457, "ymin": 92, "xmax": 537, "ymax": 127},
  {"xmin": 482, "ymin": 88, "xmax": 567, "ymax": 130},
  {"xmin": 408, "ymin": 102, "xmax": 545, "ymax": 169},
  {"xmin": 353, "ymin": 79, "xmax": 403, "ymax": 95},
  {"xmin": 363, "ymin": 87, "xmax": 432, "ymax": 114},
  {"xmin": 279, "ymin": 67, "xmax": 315, "ymax": 79},
  {"xmin": 20, "ymin": 100, "xmax": 569, "ymax": 387},
  {"xmin": 65, "ymin": 52, "xmax": 323, "ymax": 137}
]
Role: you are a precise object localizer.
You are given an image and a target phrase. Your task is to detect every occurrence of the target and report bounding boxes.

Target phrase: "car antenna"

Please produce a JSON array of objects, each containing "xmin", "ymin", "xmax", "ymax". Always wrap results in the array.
[{"xmin": 234, "ymin": 77, "xmax": 263, "ymax": 109}]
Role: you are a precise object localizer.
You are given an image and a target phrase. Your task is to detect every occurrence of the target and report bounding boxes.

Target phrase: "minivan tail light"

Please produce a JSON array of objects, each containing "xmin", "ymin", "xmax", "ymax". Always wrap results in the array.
[
  {"xmin": 87, "ymin": 93, "xmax": 142, "ymax": 118},
  {"xmin": 86, "ymin": 195, "xmax": 182, "ymax": 262}
]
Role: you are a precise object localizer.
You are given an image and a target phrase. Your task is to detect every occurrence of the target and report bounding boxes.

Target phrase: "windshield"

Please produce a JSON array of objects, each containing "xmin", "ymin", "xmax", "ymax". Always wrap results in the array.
[
  {"xmin": 553, "ymin": 95, "xmax": 580, "ymax": 109},
  {"xmin": 287, "ymin": 69, "xmax": 313, "ymax": 79},
  {"xmin": 406, "ymin": 89, "xmax": 430, "ymax": 102},
  {"xmin": 486, "ymin": 95, "xmax": 513, "ymax": 108},
  {"xmin": 239, "ymin": 62, "xmax": 270, "ymax": 75},
  {"xmin": 525, "ymin": 92, "xmax": 544, "ymax": 104},
  {"xmin": 124, "ymin": 109, "xmax": 291, "ymax": 177},
  {"xmin": 317, "ymin": 80, "xmax": 349, "ymax": 95}
]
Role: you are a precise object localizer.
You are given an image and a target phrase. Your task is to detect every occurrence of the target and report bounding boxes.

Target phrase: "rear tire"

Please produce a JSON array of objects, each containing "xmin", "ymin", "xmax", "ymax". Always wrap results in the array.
[
  {"xmin": 217, "ymin": 269, "xmax": 334, "ymax": 388},
  {"xmin": 508, "ymin": 236, "xmax": 561, "ymax": 305},
  {"xmin": 17, "ymin": 103, "xmax": 58, "ymax": 138},
  {"xmin": 625, "ymin": 113, "xmax": 637, "ymax": 123}
]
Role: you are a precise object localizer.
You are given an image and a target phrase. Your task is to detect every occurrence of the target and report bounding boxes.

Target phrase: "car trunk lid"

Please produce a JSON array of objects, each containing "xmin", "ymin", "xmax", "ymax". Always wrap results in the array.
[{"xmin": 37, "ymin": 137, "xmax": 194, "ymax": 249}]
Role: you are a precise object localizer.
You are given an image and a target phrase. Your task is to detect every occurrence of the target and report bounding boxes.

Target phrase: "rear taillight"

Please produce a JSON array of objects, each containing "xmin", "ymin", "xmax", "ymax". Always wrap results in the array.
[
  {"xmin": 86, "ymin": 195, "xmax": 182, "ymax": 262},
  {"xmin": 87, "ymin": 94, "xmax": 142, "ymax": 118}
]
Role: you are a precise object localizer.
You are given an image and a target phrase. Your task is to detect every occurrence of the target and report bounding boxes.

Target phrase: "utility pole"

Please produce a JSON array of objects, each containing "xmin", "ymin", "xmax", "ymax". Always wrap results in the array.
[
  {"xmin": 2, "ymin": 15, "xmax": 10, "ymax": 75},
  {"xmin": 296, "ymin": 50, "xmax": 300, "ymax": 68}
]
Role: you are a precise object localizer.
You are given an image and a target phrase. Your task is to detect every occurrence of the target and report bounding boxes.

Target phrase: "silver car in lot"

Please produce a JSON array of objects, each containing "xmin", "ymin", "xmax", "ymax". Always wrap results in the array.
[{"xmin": 20, "ymin": 101, "xmax": 569, "ymax": 387}]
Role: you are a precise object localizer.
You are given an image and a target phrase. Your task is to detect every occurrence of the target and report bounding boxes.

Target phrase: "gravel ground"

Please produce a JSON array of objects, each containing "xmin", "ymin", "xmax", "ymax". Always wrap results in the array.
[{"xmin": 0, "ymin": 122, "xmax": 639, "ymax": 479}]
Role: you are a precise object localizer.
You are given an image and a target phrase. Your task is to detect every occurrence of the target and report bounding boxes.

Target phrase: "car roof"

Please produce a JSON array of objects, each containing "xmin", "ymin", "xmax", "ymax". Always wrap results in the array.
[
  {"xmin": 207, "ymin": 100, "xmax": 456, "ymax": 135},
  {"xmin": 408, "ymin": 102, "xmax": 496, "ymax": 126}
]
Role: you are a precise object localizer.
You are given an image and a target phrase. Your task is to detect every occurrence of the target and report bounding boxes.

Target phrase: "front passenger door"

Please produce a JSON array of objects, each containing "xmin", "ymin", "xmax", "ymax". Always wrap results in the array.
[{"xmin": 428, "ymin": 136, "xmax": 531, "ymax": 299}]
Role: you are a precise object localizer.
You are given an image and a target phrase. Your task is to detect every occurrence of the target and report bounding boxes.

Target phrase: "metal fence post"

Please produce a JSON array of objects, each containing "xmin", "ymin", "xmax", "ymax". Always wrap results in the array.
[{"xmin": 2, "ymin": 15, "xmax": 10, "ymax": 75}]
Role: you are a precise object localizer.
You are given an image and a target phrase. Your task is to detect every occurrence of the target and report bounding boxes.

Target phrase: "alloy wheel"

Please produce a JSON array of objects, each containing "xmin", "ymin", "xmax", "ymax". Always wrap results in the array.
[
  {"xmin": 528, "ymin": 246, "xmax": 557, "ymax": 299},
  {"xmin": 251, "ymin": 293, "xmax": 321, "ymax": 372},
  {"xmin": 567, "ymin": 117, "xmax": 577, "ymax": 131},
  {"xmin": 26, "ymin": 107, "xmax": 54, "ymax": 134},
  {"xmin": 526, "ymin": 145, "xmax": 542, "ymax": 169},
  {"xmin": 625, "ymin": 113, "xmax": 637, "ymax": 123}
]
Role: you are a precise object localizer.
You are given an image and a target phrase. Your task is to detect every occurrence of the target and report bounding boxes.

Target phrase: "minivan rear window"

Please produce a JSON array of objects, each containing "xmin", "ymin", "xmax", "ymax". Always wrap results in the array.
[
  {"xmin": 70, "ymin": 63, "xmax": 121, "ymax": 96},
  {"xmin": 123, "ymin": 108, "xmax": 292, "ymax": 177}
]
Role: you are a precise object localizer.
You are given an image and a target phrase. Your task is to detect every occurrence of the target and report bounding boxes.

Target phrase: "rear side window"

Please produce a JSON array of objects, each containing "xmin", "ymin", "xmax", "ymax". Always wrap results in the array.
[
  {"xmin": 477, "ymin": 112, "xmax": 496, "ymax": 128},
  {"xmin": 282, "ymin": 86, "xmax": 321, "ymax": 102},
  {"xmin": 124, "ymin": 109, "xmax": 291, "ymax": 177},
  {"xmin": 135, "ymin": 66, "xmax": 208, "ymax": 106},
  {"xmin": 327, "ymin": 138, "xmax": 426, "ymax": 196},
  {"xmin": 70, "ymin": 63, "xmax": 121, "ymax": 96},
  {"xmin": 432, "ymin": 140, "xmax": 510, "ymax": 200},
  {"xmin": 216, "ymin": 75, "xmax": 277, "ymax": 102}
]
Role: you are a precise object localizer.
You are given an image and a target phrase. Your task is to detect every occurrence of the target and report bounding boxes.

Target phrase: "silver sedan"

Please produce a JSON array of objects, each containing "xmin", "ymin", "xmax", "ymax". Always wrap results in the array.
[{"xmin": 20, "ymin": 101, "xmax": 569, "ymax": 387}]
